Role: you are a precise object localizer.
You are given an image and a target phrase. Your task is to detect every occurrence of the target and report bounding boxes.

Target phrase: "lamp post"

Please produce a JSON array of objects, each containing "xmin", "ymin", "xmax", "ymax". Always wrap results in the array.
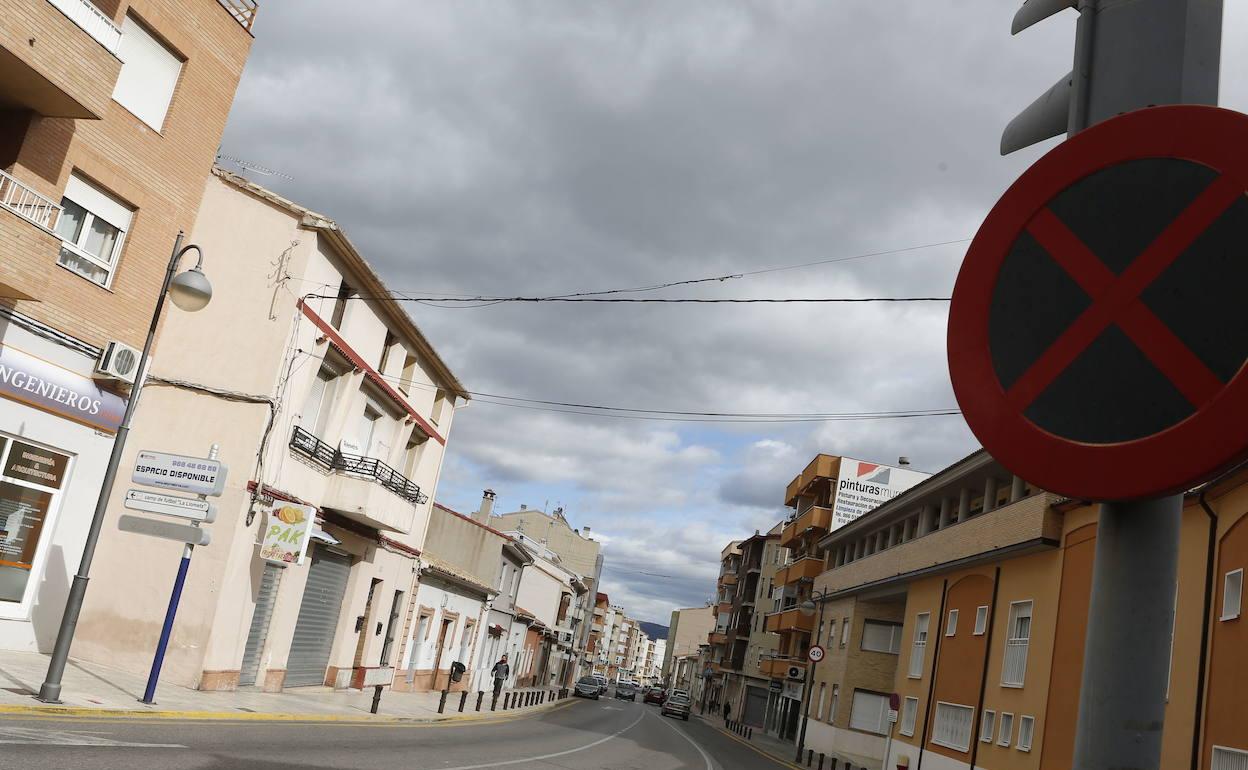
[
  {"xmin": 795, "ymin": 589, "xmax": 828, "ymax": 763},
  {"xmin": 37, "ymin": 232, "xmax": 213, "ymax": 703}
]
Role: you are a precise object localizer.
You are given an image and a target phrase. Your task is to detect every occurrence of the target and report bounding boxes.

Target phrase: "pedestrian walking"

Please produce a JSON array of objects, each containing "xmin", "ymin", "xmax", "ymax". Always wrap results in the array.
[
  {"xmin": 491, "ymin": 653, "xmax": 510, "ymax": 697},
  {"xmin": 723, "ymin": 701, "xmax": 732, "ymax": 722}
]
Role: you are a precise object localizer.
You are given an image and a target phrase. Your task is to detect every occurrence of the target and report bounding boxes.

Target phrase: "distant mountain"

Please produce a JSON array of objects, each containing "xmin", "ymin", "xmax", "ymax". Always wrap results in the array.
[{"xmin": 638, "ymin": 621, "xmax": 669, "ymax": 640}]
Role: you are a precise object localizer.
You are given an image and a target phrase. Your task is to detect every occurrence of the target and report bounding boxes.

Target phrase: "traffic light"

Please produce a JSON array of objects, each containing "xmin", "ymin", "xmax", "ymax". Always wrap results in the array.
[{"xmin": 1001, "ymin": 0, "xmax": 1224, "ymax": 155}]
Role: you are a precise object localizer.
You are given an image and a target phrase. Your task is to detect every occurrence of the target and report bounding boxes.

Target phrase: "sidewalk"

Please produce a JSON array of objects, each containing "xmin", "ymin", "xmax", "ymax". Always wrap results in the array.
[
  {"xmin": 0, "ymin": 650, "xmax": 569, "ymax": 722},
  {"xmin": 693, "ymin": 707, "xmax": 803, "ymax": 769}
]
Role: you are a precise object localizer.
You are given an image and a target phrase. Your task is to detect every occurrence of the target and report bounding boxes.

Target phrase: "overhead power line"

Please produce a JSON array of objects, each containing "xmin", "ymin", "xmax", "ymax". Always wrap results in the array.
[{"xmin": 312, "ymin": 293, "xmax": 951, "ymax": 306}]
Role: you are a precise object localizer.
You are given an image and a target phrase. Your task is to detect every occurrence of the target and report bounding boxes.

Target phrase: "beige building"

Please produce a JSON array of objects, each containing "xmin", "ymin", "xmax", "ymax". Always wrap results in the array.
[
  {"xmin": 664, "ymin": 604, "xmax": 715, "ymax": 688},
  {"xmin": 0, "ymin": 0, "xmax": 254, "ymax": 652},
  {"xmin": 71, "ymin": 169, "xmax": 468, "ymax": 692}
]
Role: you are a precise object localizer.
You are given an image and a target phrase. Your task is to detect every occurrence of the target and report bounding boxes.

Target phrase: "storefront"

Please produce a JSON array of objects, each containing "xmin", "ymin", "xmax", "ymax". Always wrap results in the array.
[{"xmin": 0, "ymin": 322, "xmax": 124, "ymax": 653}]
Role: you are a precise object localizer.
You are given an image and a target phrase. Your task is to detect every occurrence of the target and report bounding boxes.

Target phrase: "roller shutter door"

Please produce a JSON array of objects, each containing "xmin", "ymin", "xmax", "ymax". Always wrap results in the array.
[{"xmin": 286, "ymin": 548, "xmax": 351, "ymax": 687}]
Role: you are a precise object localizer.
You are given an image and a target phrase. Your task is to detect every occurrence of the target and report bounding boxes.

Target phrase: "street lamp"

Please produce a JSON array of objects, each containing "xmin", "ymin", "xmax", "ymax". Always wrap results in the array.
[
  {"xmin": 795, "ymin": 589, "xmax": 829, "ymax": 763},
  {"xmin": 38, "ymin": 232, "xmax": 213, "ymax": 703}
]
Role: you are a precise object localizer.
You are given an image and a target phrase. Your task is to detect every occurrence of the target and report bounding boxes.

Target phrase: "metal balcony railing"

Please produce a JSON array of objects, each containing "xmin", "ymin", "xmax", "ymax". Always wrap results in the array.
[
  {"xmin": 218, "ymin": 0, "xmax": 259, "ymax": 31},
  {"xmin": 0, "ymin": 170, "xmax": 62, "ymax": 233},
  {"xmin": 46, "ymin": 0, "xmax": 122, "ymax": 54},
  {"xmin": 290, "ymin": 425, "xmax": 428, "ymax": 505}
]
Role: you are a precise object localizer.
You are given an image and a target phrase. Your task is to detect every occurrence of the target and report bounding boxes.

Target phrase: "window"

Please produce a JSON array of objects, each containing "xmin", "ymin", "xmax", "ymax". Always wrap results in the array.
[
  {"xmin": 933, "ymin": 702, "xmax": 975, "ymax": 752},
  {"xmin": 1002, "ymin": 601, "xmax": 1033, "ymax": 687},
  {"xmin": 849, "ymin": 690, "xmax": 889, "ymax": 735},
  {"xmin": 830, "ymin": 684, "xmax": 839, "ymax": 721},
  {"xmin": 816, "ymin": 683, "xmax": 825, "ymax": 719},
  {"xmin": 112, "ymin": 14, "xmax": 183, "ymax": 130},
  {"xmin": 946, "ymin": 608, "xmax": 959, "ymax": 636},
  {"xmin": 1017, "ymin": 715, "xmax": 1035, "ymax": 752},
  {"xmin": 331, "ymin": 280, "xmax": 355, "ymax": 328},
  {"xmin": 378, "ymin": 331, "xmax": 397, "ymax": 372},
  {"xmin": 840, "ymin": 617, "xmax": 850, "ymax": 647},
  {"xmin": 1223, "ymin": 569, "xmax": 1243, "ymax": 621},
  {"xmin": 909, "ymin": 613, "xmax": 929, "ymax": 678},
  {"xmin": 826, "ymin": 619, "xmax": 836, "ymax": 647},
  {"xmin": 358, "ymin": 403, "xmax": 384, "ymax": 457},
  {"xmin": 861, "ymin": 620, "xmax": 903, "ymax": 654},
  {"xmin": 1212, "ymin": 746, "xmax": 1248, "ymax": 770},
  {"xmin": 299, "ymin": 364, "xmax": 341, "ymax": 436},
  {"xmin": 974, "ymin": 605, "xmax": 989, "ymax": 635},
  {"xmin": 54, "ymin": 174, "xmax": 133, "ymax": 288},
  {"xmin": 817, "ymin": 620, "xmax": 825, "ymax": 647},
  {"xmin": 979, "ymin": 709, "xmax": 996, "ymax": 743},
  {"xmin": 997, "ymin": 712, "xmax": 1014, "ymax": 747},
  {"xmin": 0, "ymin": 437, "xmax": 70, "ymax": 606},
  {"xmin": 900, "ymin": 696, "xmax": 918, "ymax": 737}
]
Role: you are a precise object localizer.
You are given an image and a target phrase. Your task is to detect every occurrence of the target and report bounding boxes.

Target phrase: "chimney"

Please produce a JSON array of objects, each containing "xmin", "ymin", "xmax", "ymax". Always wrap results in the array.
[
  {"xmin": 898, "ymin": 456, "xmax": 911, "ymax": 466},
  {"xmin": 520, "ymin": 504, "xmax": 527, "ymax": 510},
  {"xmin": 583, "ymin": 526, "xmax": 592, "ymax": 537},
  {"xmin": 476, "ymin": 489, "xmax": 496, "ymax": 523}
]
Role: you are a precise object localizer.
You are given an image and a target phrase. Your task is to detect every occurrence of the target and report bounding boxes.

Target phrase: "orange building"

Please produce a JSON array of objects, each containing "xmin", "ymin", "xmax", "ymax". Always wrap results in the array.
[{"xmin": 804, "ymin": 449, "xmax": 1247, "ymax": 770}]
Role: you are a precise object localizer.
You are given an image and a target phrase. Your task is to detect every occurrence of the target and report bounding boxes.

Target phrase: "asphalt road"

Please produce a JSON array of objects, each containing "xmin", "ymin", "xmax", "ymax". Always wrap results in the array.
[{"xmin": 0, "ymin": 697, "xmax": 790, "ymax": 770}]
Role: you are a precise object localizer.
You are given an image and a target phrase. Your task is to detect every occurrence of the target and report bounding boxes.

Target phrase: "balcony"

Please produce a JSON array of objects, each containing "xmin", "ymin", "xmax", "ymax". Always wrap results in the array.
[
  {"xmin": 0, "ymin": 172, "xmax": 63, "ymax": 301},
  {"xmin": 708, "ymin": 632, "xmax": 727, "ymax": 646},
  {"xmin": 717, "ymin": 601, "xmax": 734, "ymax": 615},
  {"xmin": 765, "ymin": 607, "xmax": 815, "ymax": 634},
  {"xmin": 290, "ymin": 425, "xmax": 427, "ymax": 534},
  {"xmin": 0, "ymin": 0, "xmax": 124, "ymax": 118},
  {"xmin": 785, "ymin": 454, "xmax": 842, "ymax": 507},
  {"xmin": 776, "ymin": 556, "xmax": 825, "ymax": 587},
  {"xmin": 780, "ymin": 505, "xmax": 833, "ymax": 548},
  {"xmin": 760, "ymin": 657, "xmax": 807, "ymax": 679},
  {"xmin": 218, "ymin": 0, "xmax": 259, "ymax": 31},
  {"xmin": 719, "ymin": 572, "xmax": 738, "ymax": 587}
]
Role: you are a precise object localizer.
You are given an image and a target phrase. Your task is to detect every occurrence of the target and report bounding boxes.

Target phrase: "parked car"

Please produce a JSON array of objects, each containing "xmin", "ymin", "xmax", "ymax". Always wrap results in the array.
[
  {"xmin": 591, "ymin": 674, "xmax": 609, "ymax": 694},
  {"xmin": 614, "ymin": 682, "xmax": 637, "ymax": 701},
  {"xmin": 661, "ymin": 692, "xmax": 691, "ymax": 721},
  {"xmin": 643, "ymin": 687, "xmax": 667, "ymax": 705},
  {"xmin": 573, "ymin": 676, "xmax": 602, "ymax": 700}
]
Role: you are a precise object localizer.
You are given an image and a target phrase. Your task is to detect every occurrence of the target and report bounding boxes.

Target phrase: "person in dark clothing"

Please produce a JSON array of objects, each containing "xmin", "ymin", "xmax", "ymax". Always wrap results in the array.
[
  {"xmin": 491, "ymin": 654, "xmax": 510, "ymax": 697},
  {"xmin": 723, "ymin": 701, "xmax": 732, "ymax": 721}
]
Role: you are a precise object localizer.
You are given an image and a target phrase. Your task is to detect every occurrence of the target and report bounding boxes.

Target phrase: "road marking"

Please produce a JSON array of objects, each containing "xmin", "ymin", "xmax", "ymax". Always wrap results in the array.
[
  {"xmin": 424, "ymin": 709, "xmax": 645, "ymax": 770},
  {"xmin": 650, "ymin": 712, "xmax": 716, "ymax": 770},
  {"xmin": 0, "ymin": 726, "xmax": 185, "ymax": 748}
]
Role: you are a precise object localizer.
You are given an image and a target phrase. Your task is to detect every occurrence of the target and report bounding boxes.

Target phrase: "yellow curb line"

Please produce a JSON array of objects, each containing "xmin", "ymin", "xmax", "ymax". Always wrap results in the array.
[
  {"xmin": 701, "ymin": 717, "xmax": 805, "ymax": 770},
  {"xmin": 0, "ymin": 695, "xmax": 577, "ymax": 726}
]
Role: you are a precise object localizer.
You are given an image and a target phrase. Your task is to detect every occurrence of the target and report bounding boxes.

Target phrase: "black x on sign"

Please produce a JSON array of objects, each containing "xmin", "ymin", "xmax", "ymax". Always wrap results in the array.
[{"xmin": 949, "ymin": 106, "xmax": 1248, "ymax": 501}]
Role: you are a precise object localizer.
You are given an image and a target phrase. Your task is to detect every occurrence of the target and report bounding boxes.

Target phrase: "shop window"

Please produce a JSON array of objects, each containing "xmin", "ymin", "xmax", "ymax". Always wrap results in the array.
[
  {"xmin": 55, "ymin": 174, "xmax": 133, "ymax": 288},
  {"xmin": 0, "ymin": 437, "xmax": 70, "ymax": 606},
  {"xmin": 113, "ymin": 14, "xmax": 183, "ymax": 130}
]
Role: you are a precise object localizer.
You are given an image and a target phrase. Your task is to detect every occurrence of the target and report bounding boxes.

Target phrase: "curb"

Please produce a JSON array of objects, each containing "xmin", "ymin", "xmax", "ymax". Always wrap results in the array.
[
  {"xmin": 696, "ymin": 715, "xmax": 805, "ymax": 770},
  {"xmin": 0, "ymin": 694, "xmax": 577, "ymax": 725}
]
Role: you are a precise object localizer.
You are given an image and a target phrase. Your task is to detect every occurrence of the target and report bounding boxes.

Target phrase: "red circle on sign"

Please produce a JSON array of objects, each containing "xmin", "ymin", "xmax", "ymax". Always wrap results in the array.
[
  {"xmin": 808, "ymin": 645, "xmax": 825, "ymax": 663},
  {"xmin": 949, "ymin": 106, "xmax": 1248, "ymax": 501}
]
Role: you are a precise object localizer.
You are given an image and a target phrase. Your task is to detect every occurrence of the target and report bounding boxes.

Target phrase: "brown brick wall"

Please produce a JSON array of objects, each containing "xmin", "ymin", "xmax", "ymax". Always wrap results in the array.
[{"xmin": 6, "ymin": 0, "xmax": 253, "ymax": 350}]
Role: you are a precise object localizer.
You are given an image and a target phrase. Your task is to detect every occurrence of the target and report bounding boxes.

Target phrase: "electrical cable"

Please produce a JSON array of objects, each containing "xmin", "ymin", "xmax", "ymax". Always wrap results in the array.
[{"xmin": 312, "ymin": 293, "xmax": 950, "ymax": 305}]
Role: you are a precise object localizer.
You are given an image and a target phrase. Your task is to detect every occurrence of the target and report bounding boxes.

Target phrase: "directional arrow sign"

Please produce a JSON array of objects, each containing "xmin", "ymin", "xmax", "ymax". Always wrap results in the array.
[
  {"xmin": 124, "ymin": 489, "xmax": 216, "ymax": 523},
  {"xmin": 118, "ymin": 514, "xmax": 211, "ymax": 546}
]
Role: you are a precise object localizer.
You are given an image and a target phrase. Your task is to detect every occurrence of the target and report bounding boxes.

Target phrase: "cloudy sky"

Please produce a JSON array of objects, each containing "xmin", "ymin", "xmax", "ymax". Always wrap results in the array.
[{"xmin": 220, "ymin": 2, "xmax": 1247, "ymax": 624}]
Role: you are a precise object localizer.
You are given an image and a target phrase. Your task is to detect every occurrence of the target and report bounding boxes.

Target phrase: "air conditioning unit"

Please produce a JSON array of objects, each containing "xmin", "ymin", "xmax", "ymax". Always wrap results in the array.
[
  {"xmin": 96, "ymin": 341, "xmax": 141, "ymax": 384},
  {"xmin": 787, "ymin": 665, "xmax": 804, "ymax": 681}
]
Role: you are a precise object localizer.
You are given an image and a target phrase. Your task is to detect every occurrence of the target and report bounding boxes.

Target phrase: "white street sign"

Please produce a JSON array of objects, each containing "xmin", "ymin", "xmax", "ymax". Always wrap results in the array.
[
  {"xmin": 124, "ymin": 489, "xmax": 216, "ymax": 523},
  {"xmin": 118, "ymin": 514, "xmax": 211, "ymax": 546},
  {"xmin": 807, "ymin": 645, "xmax": 826, "ymax": 663},
  {"xmin": 132, "ymin": 450, "xmax": 227, "ymax": 497},
  {"xmin": 887, "ymin": 709, "xmax": 899, "ymax": 723}
]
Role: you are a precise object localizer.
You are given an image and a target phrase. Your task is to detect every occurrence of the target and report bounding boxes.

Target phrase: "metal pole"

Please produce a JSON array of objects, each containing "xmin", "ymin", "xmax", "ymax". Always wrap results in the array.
[
  {"xmin": 38, "ymin": 233, "xmax": 187, "ymax": 704},
  {"xmin": 139, "ymin": 543, "xmax": 193, "ymax": 704},
  {"xmin": 795, "ymin": 596, "xmax": 824, "ymax": 762},
  {"xmin": 370, "ymin": 684, "xmax": 383, "ymax": 714},
  {"xmin": 1073, "ymin": 496, "xmax": 1181, "ymax": 769}
]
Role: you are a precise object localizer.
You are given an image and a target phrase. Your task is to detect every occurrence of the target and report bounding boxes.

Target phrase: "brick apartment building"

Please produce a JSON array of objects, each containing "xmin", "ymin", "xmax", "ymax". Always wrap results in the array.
[{"xmin": 0, "ymin": 0, "xmax": 255, "ymax": 652}]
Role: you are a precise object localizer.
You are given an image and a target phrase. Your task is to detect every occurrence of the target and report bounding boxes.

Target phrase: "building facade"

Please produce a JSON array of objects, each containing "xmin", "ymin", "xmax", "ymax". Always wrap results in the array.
[
  {"xmin": 68, "ymin": 170, "xmax": 467, "ymax": 693},
  {"xmin": 0, "ymin": 0, "xmax": 254, "ymax": 654}
]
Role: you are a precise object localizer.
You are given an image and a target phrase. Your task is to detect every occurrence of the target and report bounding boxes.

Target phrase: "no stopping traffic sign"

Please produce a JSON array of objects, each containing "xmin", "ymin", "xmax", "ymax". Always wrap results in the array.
[{"xmin": 949, "ymin": 106, "xmax": 1248, "ymax": 501}]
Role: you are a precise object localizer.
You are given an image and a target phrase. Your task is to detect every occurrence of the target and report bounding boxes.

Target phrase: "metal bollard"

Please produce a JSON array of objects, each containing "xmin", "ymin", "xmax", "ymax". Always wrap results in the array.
[
  {"xmin": 818, "ymin": 753, "xmax": 824, "ymax": 770},
  {"xmin": 476, "ymin": 691, "xmax": 484, "ymax": 711},
  {"xmin": 504, "ymin": 692, "xmax": 512, "ymax": 709},
  {"xmin": 748, "ymin": 727, "xmax": 753, "ymax": 740},
  {"xmin": 370, "ymin": 684, "xmax": 384, "ymax": 714},
  {"xmin": 807, "ymin": 748, "xmax": 813, "ymax": 766},
  {"xmin": 459, "ymin": 690, "xmax": 468, "ymax": 712},
  {"xmin": 438, "ymin": 689, "xmax": 448, "ymax": 714}
]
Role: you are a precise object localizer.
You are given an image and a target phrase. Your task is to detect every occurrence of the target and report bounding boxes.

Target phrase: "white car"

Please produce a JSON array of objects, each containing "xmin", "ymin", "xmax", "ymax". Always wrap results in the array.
[{"xmin": 591, "ymin": 674, "xmax": 609, "ymax": 694}]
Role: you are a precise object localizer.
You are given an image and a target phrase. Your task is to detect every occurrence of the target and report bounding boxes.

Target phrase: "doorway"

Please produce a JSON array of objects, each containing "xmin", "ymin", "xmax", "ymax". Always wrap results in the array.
[{"xmin": 286, "ymin": 548, "xmax": 351, "ymax": 687}]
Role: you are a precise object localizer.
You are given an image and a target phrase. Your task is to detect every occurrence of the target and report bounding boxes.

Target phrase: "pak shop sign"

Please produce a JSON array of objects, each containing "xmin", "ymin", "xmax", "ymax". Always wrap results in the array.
[
  {"xmin": 259, "ymin": 503, "xmax": 316, "ymax": 565},
  {"xmin": 0, "ymin": 344, "xmax": 126, "ymax": 433}
]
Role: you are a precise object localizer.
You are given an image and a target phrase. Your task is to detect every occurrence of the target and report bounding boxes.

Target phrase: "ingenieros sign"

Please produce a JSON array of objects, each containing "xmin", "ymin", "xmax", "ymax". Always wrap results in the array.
[
  {"xmin": 0, "ymin": 344, "xmax": 126, "ymax": 433},
  {"xmin": 830, "ymin": 458, "xmax": 931, "ymax": 531}
]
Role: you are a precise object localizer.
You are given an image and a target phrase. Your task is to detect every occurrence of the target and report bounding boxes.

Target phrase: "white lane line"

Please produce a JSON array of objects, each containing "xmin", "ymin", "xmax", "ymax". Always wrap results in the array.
[
  {"xmin": 427, "ymin": 709, "xmax": 645, "ymax": 770},
  {"xmin": 0, "ymin": 726, "xmax": 185, "ymax": 748},
  {"xmin": 650, "ymin": 712, "xmax": 717, "ymax": 770}
]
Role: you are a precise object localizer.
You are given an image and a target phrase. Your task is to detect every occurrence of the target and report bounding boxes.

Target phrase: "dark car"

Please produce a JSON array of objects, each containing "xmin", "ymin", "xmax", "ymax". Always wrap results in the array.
[
  {"xmin": 573, "ymin": 676, "xmax": 601, "ymax": 700},
  {"xmin": 660, "ymin": 692, "xmax": 691, "ymax": 721},
  {"xmin": 643, "ymin": 687, "xmax": 666, "ymax": 705},
  {"xmin": 614, "ymin": 682, "xmax": 637, "ymax": 701}
]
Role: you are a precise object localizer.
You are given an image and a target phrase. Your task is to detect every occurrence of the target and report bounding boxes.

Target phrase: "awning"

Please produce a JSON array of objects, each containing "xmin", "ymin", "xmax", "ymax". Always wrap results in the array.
[{"xmin": 310, "ymin": 525, "xmax": 341, "ymax": 545}]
